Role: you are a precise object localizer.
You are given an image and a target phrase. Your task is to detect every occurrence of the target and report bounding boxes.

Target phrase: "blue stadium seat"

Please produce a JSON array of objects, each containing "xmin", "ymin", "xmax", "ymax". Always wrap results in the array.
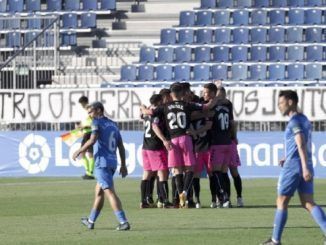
[
  {"xmin": 196, "ymin": 11, "xmax": 212, "ymax": 26},
  {"xmin": 232, "ymin": 28, "xmax": 249, "ymax": 44},
  {"xmin": 26, "ymin": 0, "xmax": 41, "ymax": 12},
  {"xmin": 269, "ymin": 46, "xmax": 285, "ymax": 61},
  {"xmin": 138, "ymin": 65, "xmax": 154, "ymax": 81},
  {"xmin": 0, "ymin": 0, "xmax": 6, "ymax": 12},
  {"xmin": 305, "ymin": 9, "xmax": 322, "ymax": 25},
  {"xmin": 251, "ymin": 10, "xmax": 267, "ymax": 25},
  {"xmin": 62, "ymin": 13, "xmax": 78, "ymax": 29},
  {"xmin": 305, "ymin": 27, "xmax": 323, "ymax": 42},
  {"xmin": 306, "ymin": 45, "xmax": 323, "ymax": 61},
  {"xmin": 286, "ymin": 27, "xmax": 303, "ymax": 43},
  {"xmin": 269, "ymin": 10, "xmax": 285, "ymax": 25},
  {"xmin": 194, "ymin": 46, "xmax": 211, "ymax": 62},
  {"xmin": 100, "ymin": 0, "xmax": 116, "ymax": 10},
  {"xmin": 305, "ymin": 63, "xmax": 322, "ymax": 80},
  {"xmin": 82, "ymin": 0, "xmax": 97, "ymax": 10},
  {"xmin": 214, "ymin": 28, "xmax": 231, "ymax": 43},
  {"xmin": 8, "ymin": 19, "xmax": 20, "ymax": 29},
  {"xmin": 288, "ymin": 0, "xmax": 304, "ymax": 6},
  {"xmin": 179, "ymin": 11, "xmax": 195, "ymax": 26},
  {"xmin": 6, "ymin": 32, "xmax": 21, "ymax": 47},
  {"xmin": 287, "ymin": 46, "xmax": 304, "ymax": 61},
  {"xmin": 271, "ymin": 0, "xmax": 287, "ymax": 7},
  {"xmin": 211, "ymin": 64, "xmax": 228, "ymax": 80},
  {"xmin": 0, "ymin": 19, "xmax": 3, "ymax": 29},
  {"xmin": 193, "ymin": 64, "xmax": 210, "ymax": 81},
  {"xmin": 160, "ymin": 28, "xmax": 176, "ymax": 45},
  {"xmin": 25, "ymin": 31, "xmax": 40, "ymax": 46},
  {"xmin": 253, "ymin": 0, "xmax": 269, "ymax": 7},
  {"xmin": 306, "ymin": 0, "xmax": 323, "ymax": 6},
  {"xmin": 232, "ymin": 10, "xmax": 249, "ymax": 26},
  {"xmin": 231, "ymin": 46, "xmax": 248, "ymax": 62},
  {"xmin": 212, "ymin": 46, "xmax": 229, "ymax": 62},
  {"xmin": 218, "ymin": 0, "xmax": 233, "ymax": 7},
  {"xmin": 8, "ymin": 0, "xmax": 23, "ymax": 12},
  {"xmin": 269, "ymin": 64, "xmax": 285, "ymax": 80},
  {"xmin": 213, "ymin": 10, "xmax": 230, "ymax": 26},
  {"xmin": 121, "ymin": 65, "xmax": 137, "ymax": 81},
  {"xmin": 174, "ymin": 65, "xmax": 191, "ymax": 81},
  {"xmin": 47, "ymin": 0, "xmax": 62, "ymax": 11},
  {"xmin": 64, "ymin": 0, "xmax": 80, "ymax": 10},
  {"xmin": 237, "ymin": 0, "xmax": 252, "ymax": 7},
  {"xmin": 287, "ymin": 64, "xmax": 304, "ymax": 80},
  {"xmin": 44, "ymin": 31, "xmax": 54, "ymax": 47},
  {"xmin": 81, "ymin": 13, "xmax": 96, "ymax": 28},
  {"xmin": 27, "ymin": 16, "xmax": 41, "ymax": 29},
  {"xmin": 140, "ymin": 46, "xmax": 155, "ymax": 63},
  {"xmin": 250, "ymin": 64, "xmax": 267, "ymax": 80},
  {"xmin": 269, "ymin": 27, "xmax": 285, "ymax": 43},
  {"xmin": 175, "ymin": 46, "xmax": 192, "ymax": 62},
  {"xmin": 251, "ymin": 46, "xmax": 267, "ymax": 61},
  {"xmin": 231, "ymin": 64, "xmax": 248, "ymax": 81},
  {"xmin": 61, "ymin": 32, "xmax": 77, "ymax": 46},
  {"xmin": 157, "ymin": 47, "xmax": 174, "ymax": 63},
  {"xmin": 288, "ymin": 9, "xmax": 304, "ymax": 25},
  {"xmin": 196, "ymin": 29, "xmax": 212, "ymax": 44},
  {"xmin": 178, "ymin": 29, "xmax": 194, "ymax": 44},
  {"xmin": 201, "ymin": 0, "xmax": 216, "ymax": 8},
  {"xmin": 251, "ymin": 27, "xmax": 267, "ymax": 43},
  {"xmin": 156, "ymin": 65, "xmax": 173, "ymax": 81}
]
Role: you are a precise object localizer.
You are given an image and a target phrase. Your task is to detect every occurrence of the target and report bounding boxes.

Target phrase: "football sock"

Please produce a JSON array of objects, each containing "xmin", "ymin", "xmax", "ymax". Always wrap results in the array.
[
  {"xmin": 272, "ymin": 209, "xmax": 288, "ymax": 243},
  {"xmin": 158, "ymin": 181, "xmax": 168, "ymax": 201},
  {"xmin": 140, "ymin": 180, "xmax": 148, "ymax": 203},
  {"xmin": 163, "ymin": 180, "xmax": 169, "ymax": 200},
  {"xmin": 311, "ymin": 205, "xmax": 326, "ymax": 234},
  {"xmin": 175, "ymin": 174, "xmax": 184, "ymax": 195},
  {"xmin": 213, "ymin": 171, "xmax": 227, "ymax": 200},
  {"xmin": 193, "ymin": 177, "xmax": 200, "ymax": 203},
  {"xmin": 156, "ymin": 176, "xmax": 160, "ymax": 200},
  {"xmin": 222, "ymin": 172, "xmax": 231, "ymax": 199},
  {"xmin": 88, "ymin": 209, "xmax": 100, "ymax": 223},
  {"xmin": 114, "ymin": 210, "xmax": 128, "ymax": 224},
  {"xmin": 81, "ymin": 157, "xmax": 90, "ymax": 175},
  {"xmin": 209, "ymin": 176, "xmax": 217, "ymax": 202},
  {"xmin": 149, "ymin": 176, "xmax": 156, "ymax": 199},
  {"xmin": 233, "ymin": 175, "xmax": 242, "ymax": 198},
  {"xmin": 88, "ymin": 157, "xmax": 94, "ymax": 175},
  {"xmin": 184, "ymin": 171, "xmax": 194, "ymax": 193},
  {"xmin": 171, "ymin": 176, "xmax": 178, "ymax": 203}
]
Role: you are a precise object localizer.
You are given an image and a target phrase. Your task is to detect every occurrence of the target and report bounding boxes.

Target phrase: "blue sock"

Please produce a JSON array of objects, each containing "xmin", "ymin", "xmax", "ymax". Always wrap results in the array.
[
  {"xmin": 114, "ymin": 210, "xmax": 127, "ymax": 224},
  {"xmin": 311, "ymin": 205, "xmax": 326, "ymax": 234},
  {"xmin": 88, "ymin": 209, "xmax": 101, "ymax": 223},
  {"xmin": 272, "ymin": 209, "xmax": 288, "ymax": 243}
]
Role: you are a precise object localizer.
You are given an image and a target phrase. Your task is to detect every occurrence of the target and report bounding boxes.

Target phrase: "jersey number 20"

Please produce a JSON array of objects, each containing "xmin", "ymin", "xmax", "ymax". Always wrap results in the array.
[{"xmin": 167, "ymin": 112, "xmax": 186, "ymax": 129}]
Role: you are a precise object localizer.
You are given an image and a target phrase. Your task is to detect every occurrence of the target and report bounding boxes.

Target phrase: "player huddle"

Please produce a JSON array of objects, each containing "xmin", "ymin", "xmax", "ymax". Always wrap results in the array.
[{"xmin": 140, "ymin": 82, "xmax": 244, "ymax": 209}]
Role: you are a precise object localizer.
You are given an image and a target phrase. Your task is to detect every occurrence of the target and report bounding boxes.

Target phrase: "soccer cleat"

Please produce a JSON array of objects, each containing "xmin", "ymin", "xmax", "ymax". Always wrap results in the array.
[
  {"xmin": 82, "ymin": 174, "xmax": 95, "ymax": 180},
  {"xmin": 81, "ymin": 217, "xmax": 94, "ymax": 230},
  {"xmin": 210, "ymin": 202, "xmax": 217, "ymax": 208},
  {"xmin": 195, "ymin": 202, "xmax": 201, "ymax": 209},
  {"xmin": 146, "ymin": 197, "xmax": 155, "ymax": 208},
  {"xmin": 140, "ymin": 202, "xmax": 151, "ymax": 209},
  {"xmin": 157, "ymin": 201, "xmax": 163, "ymax": 208},
  {"xmin": 237, "ymin": 197, "xmax": 244, "ymax": 207},
  {"xmin": 260, "ymin": 238, "xmax": 281, "ymax": 245},
  {"xmin": 116, "ymin": 222, "xmax": 130, "ymax": 231},
  {"xmin": 179, "ymin": 193, "xmax": 186, "ymax": 208},
  {"xmin": 163, "ymin": 201, "xmax": 174, "ymax": 208},
  {"xmin": 222, "ymin": 200, "xmax": 232, "ymax": 208}
]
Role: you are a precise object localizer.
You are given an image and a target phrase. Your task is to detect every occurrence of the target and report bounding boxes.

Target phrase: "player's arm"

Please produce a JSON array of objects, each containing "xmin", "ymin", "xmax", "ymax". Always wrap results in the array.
[
  {"xmin": 140, "ymin": 105, "xmax": 154, "ymax": 116},
  {"xmin": 117, "ymin": 136, "xmax": 128, "ymax": 178},
  {"xmin": 295, "ymin": 133, "xmax": 312, "ymax": 182},
  {"xmin": 72, "ymin": 133, "xmax": 98, "ymax": 160},
  {"xmin": 191, "ymin": 110, "xmax": 215, "ymax": 120},
  {"xmin": 152, "ymin": 123, "xmax": 172, "ymax": 151},
  {"xmin": 187, "ymin": 120, "xmax": 213, "ymax": 137}
]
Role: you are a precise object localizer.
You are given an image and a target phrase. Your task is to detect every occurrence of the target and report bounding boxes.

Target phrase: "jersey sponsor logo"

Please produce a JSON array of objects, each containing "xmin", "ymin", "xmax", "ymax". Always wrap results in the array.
[{"xmin": 292, "ymin": 127, "xmax": 302, "ymax": 134}]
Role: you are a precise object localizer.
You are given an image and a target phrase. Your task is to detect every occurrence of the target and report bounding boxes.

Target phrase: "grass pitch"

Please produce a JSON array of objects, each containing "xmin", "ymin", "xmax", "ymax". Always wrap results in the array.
[{"xmin": 0, "ymin": 177, "xmax": 325, "ymax": 245}]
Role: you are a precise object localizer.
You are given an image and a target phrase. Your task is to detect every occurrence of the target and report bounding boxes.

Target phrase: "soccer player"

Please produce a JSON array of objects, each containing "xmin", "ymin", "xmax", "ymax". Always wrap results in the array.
[
  {"xmin": 262, "ymin": 90, "xmax": 326, "ymax": 245},
  {"xmin": 73, "ymin": 102, "xmax": 130, "ymax": 231}
]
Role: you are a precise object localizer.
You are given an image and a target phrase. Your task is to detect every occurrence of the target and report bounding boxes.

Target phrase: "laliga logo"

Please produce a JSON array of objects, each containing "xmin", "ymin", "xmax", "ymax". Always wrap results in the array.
[{"xmin": 19, "ymin": 134, "xmax": 51, "ymax": 174}]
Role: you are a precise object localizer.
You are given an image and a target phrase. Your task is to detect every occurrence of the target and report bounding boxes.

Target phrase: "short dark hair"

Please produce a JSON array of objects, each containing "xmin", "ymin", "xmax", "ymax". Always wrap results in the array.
[
  {"xmin": 170, "ymin": 83, "xmax": 184, "ymax": 96},
  {"xmin": 203, "ymin": 83, "xmax": 217, "ymax": 95},
  {"xmin": 150, "ymin": 94, "xmax": 162, "ymax": 106},
  {"xmin": 217, "ymin": 86, "xmax": 226, "ymax": 95},
  {"xmin": 89, "ymin": 101, "xmax": 104, "ymax": 112},
  {"xmin": 159, "ymin": 88, "xmax": 171, "ymax": 97},
  {"xmin": 78, "ymin": 96, "xmax": 88, "ymax": 104},
  {"xmin": 181, "ymin": 82, "xmax": 191, "ymax": 92},
  {"xmin": 279, "ymin": 90, "xmax": 299, "ymax": 104}
]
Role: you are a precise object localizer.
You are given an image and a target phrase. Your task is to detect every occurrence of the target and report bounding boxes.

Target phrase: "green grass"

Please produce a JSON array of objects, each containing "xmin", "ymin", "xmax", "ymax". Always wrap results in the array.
[{"xmin": 0, "ymin": 178, "xmax": 325, "ymax": 245}]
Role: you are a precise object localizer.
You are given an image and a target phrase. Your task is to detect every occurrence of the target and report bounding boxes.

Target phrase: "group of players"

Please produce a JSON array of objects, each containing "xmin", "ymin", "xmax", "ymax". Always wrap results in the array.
[{"xmin": 139, "ymin": 82, "xmax": 244, "ymax": 209}]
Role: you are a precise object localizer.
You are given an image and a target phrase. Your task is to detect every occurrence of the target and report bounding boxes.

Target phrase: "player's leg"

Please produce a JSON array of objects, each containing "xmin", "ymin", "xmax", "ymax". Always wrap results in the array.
[
  {"xmin": 140, "ymin": 170, "xmax": 152, "ymax": 208},
  {"xmin": 221, "ymin": 164, "xmax": 231, "ymax": 207},
  {"xmin": 80, "ymin": 134, "xmax": 93, "ymax": 179},
  {"xmin": 230, "ymin": 166, "xmax": 243, "ymax": 207},
  {"xmin": 86, "ymin": 150, "xmax": 94, "ymax": 177},
  {"xmin": 193, "ymin": 152, "xmax": 205, "ymax": 208}
]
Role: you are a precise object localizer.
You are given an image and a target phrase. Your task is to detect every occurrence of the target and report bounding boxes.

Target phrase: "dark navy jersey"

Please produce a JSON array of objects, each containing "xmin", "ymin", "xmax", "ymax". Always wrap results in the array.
[
  {"xmin": 142, "ymin": 115, "xmax": 164, "ymax": 150},
  {"xmin": 190, "ymin": 118, "xmax": 211, "ymax": 153}
]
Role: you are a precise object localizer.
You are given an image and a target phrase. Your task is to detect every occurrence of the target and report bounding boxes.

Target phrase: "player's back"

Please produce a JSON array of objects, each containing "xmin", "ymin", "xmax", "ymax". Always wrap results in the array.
[{"xmin": 142, "ymin": 115, "xmax": 164, "ymax": 150}]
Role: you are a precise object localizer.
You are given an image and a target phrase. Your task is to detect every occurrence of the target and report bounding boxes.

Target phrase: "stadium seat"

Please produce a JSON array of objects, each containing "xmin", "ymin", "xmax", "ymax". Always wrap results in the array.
[
  {"xmin": 232, "ymin": 10, "xmax": 249, "ymax": 26},
  {"xmin": 236, "ymin": 0, "xmax": 252, "ymax": 7},
  {"xmin": 201, "ymin": 0, "xmax": 216, "ymax": 8},
  {"xmin": 6, "ymin": 32, "xmax": 21, "ymax": 48},
  {"xmin": 231, "ymin": 64, "xmax": 248, "ymax": 81},
  {"xmin": 305, "ymin": 9, "xmax": 322, "ymax": 25},
  {"xmin": 194, "ymin": 46, "xmax": 211, "ymax": 62},
  {"xmin": 26, "ymin": 0, "xmax": 41, "ymax": 12},
  {"xmin": 196, "ymin": 11, "xmax": 212, "ymax": 26},
  {"xmin": 288, "ymin": 9, "xmax": 304, "ymax": 25},
  {"xmin": 100, "ymin": 0, "xmax": 116, "ymax": 10},
  {"xmin": 306, "ymin": 45, "xmax": 323, "ymax": 61},
  {"xmin": 269, "ymin": 46, "xmax": 285, "ymax": 61},
  {"xmin": 178, "ymin": 29, "xmax": 194, "ymax": 44},
  {"xmin": 64, "ymin": 0, "xmax": 80, "ymax": 10},
  {"xmin": 250, "ymin": 27, "xmax": 267, "ymax": 43},
  {"xmin": 47, "ymin": 0, "xmax": 62, "ymax": 11},
  {"xmin": 232, "ymin": 28, "xmax": 249, "ymax": 44},
  {"xmin": 253, "ymin": 0, "xmax": 269, "ymax": 7},
  {"xmin": 157, "ymin": 47, "xmax": 174, "ymax": 63},
  {"xmin": 269, "ymin": 10, "xmax": 285, "ymax": 25},
  {"xmin": 174, "ymin": 65, "xmax": 191, "ymax": 81},
  {"xmin": 288, "ymin": 0, "xmax": 304, "ymax": 6},
  {"xmin": 286, "ymin": 27, "xmax": 303, "ymax": 43},
  {"xmin": 287, "ymin": 46, "xmax": 304, "ymax": 61},
  {"xmin": 156, "ymin": 65, "xmax": 173, "ymax": 81},
  {"xmin": 121, "ymin": 65, "xmax": 137, "ymax": 81},
  {"xmin": 211, "ymin": 64, "xmax": 228, "ymax": 80},
  {"xmin": 82, "ymin": 0, "xmax": 97, "ymax": 10},
  {"xmin": 196, "ymin": 29, "xmax": 212, "ymax": 44},
  {"xmin": 8, "ymin": 19, "xmax": 20, "ymax": 29},
  {"xmin": 269, "ymin": 27, "xmax": 285, "ymax": 43},
  {"xmin": 268, "ymin": 64, "xmax": 285, "ymax": 80},
  {"xmin": 271, "ymin": 0, "xmax": 287, "ymax": 7},
  {"xmin": 218, "ymin": 0, "xmax": 233, "ymax": 7},
  {"xmin": 231, "ymin": 46, "xmax": 248, "ymax": 62},
  {"xmin": 81, "ymin": 13, "xmax": 96, "ymax": 28},
  {"xmin": 175, "ymin": 46, "xmax": 192, "ymax": 62},
  {"xmin": 251, "ymin": 10, "xmax": 267, "ymax": 25},
  {"xmin": 214, "ymin": 28, "xmax": 231, "ymax": 43},
  {"xmin": 25, "ymin": 31, "xmax": 40, "ymax": 46},
  {"xmin": 0, "ymin": 0, "xmax": 6, "ymax": 12},
  {"xmin": 250, "ymin": 46, "xmax": 267, "ymax": 61},
  {"xmin": 250, "ymin": 64, "xmax": 267, "ymax": 80},
  {"xmin": 179, "ymin": 11, "xmax": 195, "ymax": 27},
  {"xmin": 44, "ymin": 31, "xmax": 54, "ymax": 47},
  {"xmin": 138, "ymin": 65, "xmax": 154, "ymax": 81},
  {"xmin": 160, "ymin": 29, "xmax": 176, "ymax": 45},
  {"xmin": 213, "ymin": 10, "xmax": 230, "ymax": 26},
  {"xmin": 305, "ymin": 27, "xmax": 323, "ymax": 42},
  {"xmin": 287, "ymin": 64, "xmax": 304, "ymax": 80},
  {"xmin": 61, "ymin": 32, "xmax": 77, "ymax": 46},
  {"xmin": 139, "ymin": 46, "xmax": 155, "ymax": 63},
  {"xmin": 212, "ymin": 46, "xmax": 229, "ymax": 62},
  {"xmin": 27, "ymin": 16, "xmax": 41, "ymax": 29},
  {"xmin": 62, "ymin": 13, "xmax": 78, "ymax": 29},
  {"xmin": 305, "ymin": 63, "xmax": 322, "ymax": 80},
  {"xmin": 0, "ymin": 19, "xmax": 3, "ymax": 29},
  {"xmin": 193, "ymin": 64, "xmax": 210, "ymax": 81},
  {"xmin": 8, "ymin": 0, "xmax": 23, "ymax": 12},
  {"xmin": 306, "ymin": 0, "xmax": 323, "ymax": 6}
]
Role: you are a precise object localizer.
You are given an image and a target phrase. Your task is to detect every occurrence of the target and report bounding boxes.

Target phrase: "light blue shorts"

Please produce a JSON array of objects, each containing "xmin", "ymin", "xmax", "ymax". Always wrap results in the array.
[{"xmin": 95, "ymin": 166, "xmax": 116, "ymax": 190}]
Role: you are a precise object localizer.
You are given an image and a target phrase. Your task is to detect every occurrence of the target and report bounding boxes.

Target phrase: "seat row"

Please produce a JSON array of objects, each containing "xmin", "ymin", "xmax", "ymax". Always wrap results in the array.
[
  {"xmin": 180, "ymin": 9, "xmax": 326, "ymax": 27},
  {"xmin": 120, "ymin": 63, "xmax": 324, "ymax": 81},
  {"xmin": 161, "ymin": 27, "xmax": 325, "ymax": 45}
]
